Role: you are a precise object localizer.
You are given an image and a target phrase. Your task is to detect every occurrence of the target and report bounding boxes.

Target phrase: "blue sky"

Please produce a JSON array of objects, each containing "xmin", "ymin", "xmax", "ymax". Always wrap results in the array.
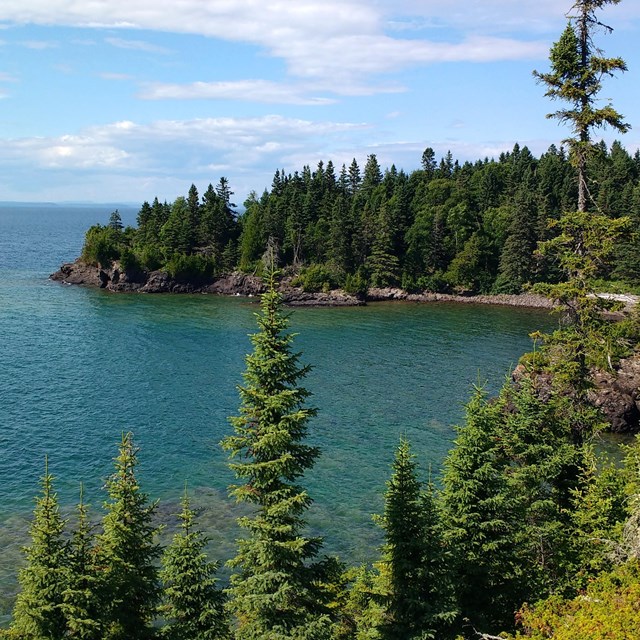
[{"xmin": 1, "ymin": 0, "xmax": 639, "ymax": 205}]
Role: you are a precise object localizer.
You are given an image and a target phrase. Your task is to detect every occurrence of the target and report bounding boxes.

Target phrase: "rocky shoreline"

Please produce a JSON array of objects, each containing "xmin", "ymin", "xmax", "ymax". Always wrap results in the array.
[{"xmin": 50, "ymin": 259, "xmax": 554, "ymax": 309}]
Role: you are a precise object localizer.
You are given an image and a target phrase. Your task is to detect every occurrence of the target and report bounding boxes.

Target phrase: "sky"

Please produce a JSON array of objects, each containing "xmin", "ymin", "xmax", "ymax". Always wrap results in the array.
[{"xmin": 1, "ymin": 0, "xmax": 639, "ymax": 206}]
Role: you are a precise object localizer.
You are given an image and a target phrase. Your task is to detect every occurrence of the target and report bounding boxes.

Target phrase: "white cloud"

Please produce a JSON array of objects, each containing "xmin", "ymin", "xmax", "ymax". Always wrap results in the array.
[
  {"xmin": 0, "ymin": 115, "xmax": 369, "ymax": 176},
  {"xmin": 0, "ymin": 71, "xmax": 17, "ymax": 82},
  {"xmin": 20, "ymin": 39, "xmax": 58, "ymax": 49},
  {"xmin": 0, "ymin": 1, "xmax": 558, "ymax": 90},
  {"xmin": 105, "ymin": 36, "xmax": 172, "ymax": 54},
  {"xmin": 139, "ymin": 79, "xmax": 336, "ymax": 105},
  {"xmin": 0, "ymin": 114, "xmax": 371, "ymax": 201}
]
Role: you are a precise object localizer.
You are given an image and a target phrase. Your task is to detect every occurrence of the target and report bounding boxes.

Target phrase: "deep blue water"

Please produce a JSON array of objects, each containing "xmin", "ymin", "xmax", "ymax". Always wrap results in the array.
[{"xmin": 0, "ymin": 204, "xmax": 554, "ymax": 613}]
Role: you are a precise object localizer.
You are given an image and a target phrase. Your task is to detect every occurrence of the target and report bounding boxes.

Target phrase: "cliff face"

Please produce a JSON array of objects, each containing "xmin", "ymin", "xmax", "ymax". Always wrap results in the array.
[{"xmin": 50, "ymin": 260, "xmax": 364, "ymax": 305}]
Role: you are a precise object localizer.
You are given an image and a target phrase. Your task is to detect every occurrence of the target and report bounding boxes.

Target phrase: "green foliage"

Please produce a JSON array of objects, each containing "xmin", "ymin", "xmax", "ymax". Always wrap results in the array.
[
  {"xmin": 79, "ymin": 136, "xmax": 640, "ymax": 294},
  {"xmin": 165, "ymin": 254, "xmax": 215, "ymax": 283},
  {"xmin": 440, "ymin": 378, "xmax": 602, "ymax": 636},
  {"xmin": 81, "ymin": 225, "xmax": 122, "ymax": 268},
  {"xmin": 374, "ymin": 438, "xmax": 456, "ymax": 640},
  {"xmin": 343, "ymin": 270, "xmax": 368, "ymax": 297},
  {"xmin": 159, "ymin": 491, "xmax": 228, "ymax": 640},
  {"xmin": 569, "ymin": 456, "xmax": 628, "ymax": 582},
  {"xmin": 62, "ymin": 487, "xmax": 102, "ymax": 640},
  {"xmin": 108, "ymin": 210, "xmax": 124, "ymax": 232},
  {"xmin": 137, "ymin": 245, "xmax": 164, "ymax": 272},
  {"xmin": 440, "ymin": 388, "xmax": 520, "ymax": 634},
  {"xmin": 10, "ymin": 459, "xmax": 68, "ymax": 640},
  {"xmin": 533, "ymin": 0, "xmax": 629, "ymax": 212},
  {"xmin": 96, "ymin": 433, "xmax": 161, "ymax": 640},
  {"xmin": 293, "ymin": 264, "xmax": 340, "ymax": 293},
  {"xmin": 513, "ymin": 560, "xmax": 640, "ymax": 639},
  {"xmin": 444, "ymin": 233, "xmax": 494, "ymax": 293},
  {"xmin": 221, "ymin": 270, "xmax": 334, "ymax": 639},
  {"xmin": 118, "ymin": 247, "xmax": 140, "ymax": 273}
]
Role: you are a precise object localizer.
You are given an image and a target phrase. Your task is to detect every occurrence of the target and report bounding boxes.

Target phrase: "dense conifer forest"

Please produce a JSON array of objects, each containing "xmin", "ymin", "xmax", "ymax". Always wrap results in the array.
[
  {"xmin": 6, "ymin": 0, "xmax": 640, "ymax": 638},
  {"xmin": 80, "ymin": 140, "xmax": 640, "ymax": 297}
]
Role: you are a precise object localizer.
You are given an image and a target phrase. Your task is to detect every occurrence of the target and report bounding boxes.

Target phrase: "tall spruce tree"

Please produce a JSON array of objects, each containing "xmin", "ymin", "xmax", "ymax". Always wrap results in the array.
[
  {"xmin": 96, "ymin": 433, "xmax": 161, "ymax": 640},
  {"xmin": 221, "ymin": 267, "xmax": 333, "ymax": 640},
  {"xmin": 439, "ymin": 389, "xmax": 520, "ymax": 635},
  {"xmin": 10, "ymin": 458, "xmax": 68, "ymax": 640},
  {"xmin": 62, "ymin": 485, "xmax": 102, "ymax": 640},
  {"xmin": 533, "ymin": 0, "xmax": 629, "ymax": 212},
  {"xmin": 159, "ymin": 490, "xmax": 229, "ymax": 640},
  {"xmin": 376, "ymin": 438, "xmax": 455, "ymax": 640}
]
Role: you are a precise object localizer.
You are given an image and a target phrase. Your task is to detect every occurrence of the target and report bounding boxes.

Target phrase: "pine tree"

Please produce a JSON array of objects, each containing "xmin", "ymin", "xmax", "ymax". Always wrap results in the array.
[
  {"xmin": 494, "ymin": 170, "xmax": 540, "ymax": 293},
  {"xmin": 159, "ymin": 489, "xmax": 229, "ymax": 640},
  {"xmin": 96, "ymin": 433, "xmax": 161, "ymax": 640},
  {"xmin": 62, "ymin": 485, "xmax": 102, "ymax": 640},
  {"xmin": 221, "ymin": 268, "xmax": 333, "ymax": 640},
  {"xmin": 376, "ymin": 438, "xmax": 455, "ymax": 640},
  {"xmin": 11, "ymin": 458, "xmax": 68, "ymax": 640},
  {"xmin": 533, "ymin": 0, "xmax": 629, "ymax": 212}
]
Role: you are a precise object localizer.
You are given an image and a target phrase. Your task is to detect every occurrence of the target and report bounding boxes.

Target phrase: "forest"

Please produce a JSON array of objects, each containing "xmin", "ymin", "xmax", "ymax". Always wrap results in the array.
[
  {"xmin": 5, "ymin": 0, "xmax": 640, "ymax": 638},
  {"xmin": 80, "ymin": 139, "xmax": 640, "ymax": 298}
]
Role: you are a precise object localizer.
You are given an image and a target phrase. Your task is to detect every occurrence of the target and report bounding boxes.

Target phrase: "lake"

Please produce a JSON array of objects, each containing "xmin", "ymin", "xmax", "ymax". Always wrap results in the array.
[{"xmin": 0, "ymin": 204, "xmax": 554, "ymax": 616}]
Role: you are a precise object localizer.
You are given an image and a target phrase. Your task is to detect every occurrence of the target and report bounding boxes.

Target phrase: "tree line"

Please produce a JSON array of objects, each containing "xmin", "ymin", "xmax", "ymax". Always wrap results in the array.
[{"xmin": 80, "ymin": 140, "xmax": 640, "ymax": 296}]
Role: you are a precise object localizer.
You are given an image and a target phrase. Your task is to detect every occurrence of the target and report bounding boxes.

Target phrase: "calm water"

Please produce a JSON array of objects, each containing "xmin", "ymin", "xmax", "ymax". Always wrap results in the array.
[{"xmin": 0, "ymin": 204, "xmax": 554, "ymax": 614}]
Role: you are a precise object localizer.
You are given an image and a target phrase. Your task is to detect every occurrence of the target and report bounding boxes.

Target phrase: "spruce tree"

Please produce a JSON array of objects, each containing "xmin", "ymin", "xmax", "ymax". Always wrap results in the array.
[
  {"xmin": 96, "ymin": 433, "xmax": 161, "ymax": 640},
  {"xmin": 439, "ymin": 388, "xmax": 520, "ymax": 635},
  {"xmin": 62, "ymin": 486, "xmax": 102, "ymax": 640},
  {"xmin": 376, "ymin": 438, "xmax": 455, "ymax": 640},
  {"xmin": 159, "ymin": 490, "xmax": 229, "ymax": 640},
  {"xmin": 533, "ymin": 0, "xmax": 629, "ymax": 212},
  {"xmin": 11, "ymin": 458, "xmax": 68, "ymax": 640},
  {"xmin": 221, "ymin": 267, "xmax": 333, "ymax": 640}
]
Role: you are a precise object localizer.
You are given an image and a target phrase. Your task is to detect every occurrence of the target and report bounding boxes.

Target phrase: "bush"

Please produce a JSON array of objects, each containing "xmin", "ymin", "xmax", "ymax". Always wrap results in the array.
[
  {"xmin": 81, "ymin": 224, "xmax": 121, "ymax": 267},
  {"xmin": 343, "ymin": 270, "xmax": 368, "ymax": 297},
  {"xmin": 137, "ymin": 245, "xmax": 164, "ymax": 271},
  {"xmin": 293, "ymin": 264, "xmax": 339, "ymax": 293},
  {"xmin": 165, "ymin": 254, "xmax": 216, "ymax": 282},
  {"xmin": 119, "ymin": 248, "xmax": 141, "ymax": 273}
]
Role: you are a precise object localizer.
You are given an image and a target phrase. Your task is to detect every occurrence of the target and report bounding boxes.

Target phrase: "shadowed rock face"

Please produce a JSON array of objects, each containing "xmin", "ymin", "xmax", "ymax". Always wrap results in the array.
[
  {"xmin": 512, "ymin": 355, "xmax": 640, "ymax": 434},
  {"xmin": 591, "ymin": 357, "xmax": 640, "ymax": 433},
  {"xmin": 49, "ymin": 260, "xmax": 364, "ymax": 305}
]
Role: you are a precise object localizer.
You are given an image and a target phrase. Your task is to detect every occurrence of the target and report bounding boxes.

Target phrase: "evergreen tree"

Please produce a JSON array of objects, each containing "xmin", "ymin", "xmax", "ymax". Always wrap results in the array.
[
  {"xmin": 376, "ymin": 438, "xmax": 455, "ymax": 640},
  {"xmin": 11, "ymin": 458, "xmax": 68, "ymax": 640},
  {"xmin": 440, "ymin": 389, "xmax": 519, "ymax": 635},
  {"xmin": 108, "ymin": 210, "xmax": 124, "ymax": 232},
  {"xmin": 96, "ymin": 433, "xmax": 161, "ymax": 640},
  {"xmin": 62, "ymin": 486, "xmax": 102, "ymax": 640},
  {"xmin": 494, "ymin": 170, "xmax": 540, "ymax": 293},
  {"xmin": 533, "ymin": 0, "xmax": 629, "ymax": 212},
  {"xmin": 221, "ymin": 267, "xmax": 333, "ymax": 640},
  {"xmin": 159, "ymin": 490, "xmax": 228, "ymax": 640}
]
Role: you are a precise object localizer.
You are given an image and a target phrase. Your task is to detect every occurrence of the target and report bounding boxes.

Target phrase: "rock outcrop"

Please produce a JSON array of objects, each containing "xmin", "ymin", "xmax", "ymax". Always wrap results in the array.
[
  {"xmin": 50, "ymin": 261, "xmax": 363, "ymax": 306},
  {"xmin": 591, "ymin": 356, "xmax": 640, "ymax": 433},
  {"xmin": 51, "ymin": 260, "xmax": 557, "ymax": 309},
  {"xmin": 512, "ymin": 355, "xmax": 640, "ymax": 434}
]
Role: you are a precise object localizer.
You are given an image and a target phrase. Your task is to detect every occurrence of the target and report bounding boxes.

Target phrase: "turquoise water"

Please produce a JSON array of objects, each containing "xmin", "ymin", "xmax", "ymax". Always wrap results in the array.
[{"xmin": 0, "ymin": 205, "xmax": 554, "ymax": 611}]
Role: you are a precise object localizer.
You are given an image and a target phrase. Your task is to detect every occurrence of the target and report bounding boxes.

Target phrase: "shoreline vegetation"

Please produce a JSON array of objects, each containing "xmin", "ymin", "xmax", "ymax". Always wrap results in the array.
[{"xmin": 50, "ymin": 259, "xmax": 559, "ymax": 309}]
